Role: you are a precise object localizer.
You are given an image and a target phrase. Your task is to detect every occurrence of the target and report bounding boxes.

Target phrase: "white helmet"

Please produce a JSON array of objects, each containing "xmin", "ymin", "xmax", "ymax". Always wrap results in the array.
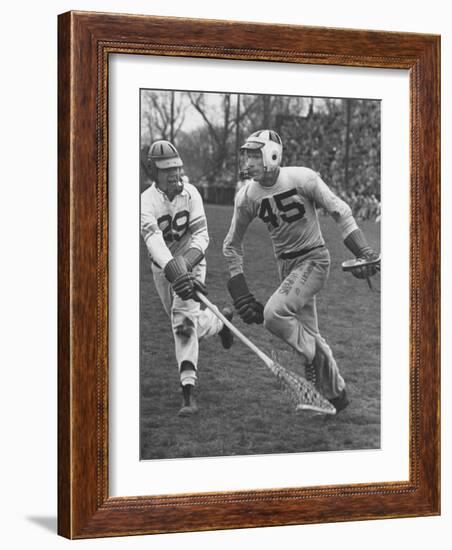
[{"xmin": 240, "ymin": 130, "xmax": 283, "ymax": 172}]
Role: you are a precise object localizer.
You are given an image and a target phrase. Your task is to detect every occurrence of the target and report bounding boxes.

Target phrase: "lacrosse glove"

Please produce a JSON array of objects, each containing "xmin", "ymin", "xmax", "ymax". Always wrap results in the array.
[
  {"xmin": 227, "ymin": 273, "xmax": 264, "ymax": 324},
  {"xmin": 344, "ymin": 228, "xmax": 380, "ymax": 279},
  {"xmin": 164, "ymin": 256, "xmax": 207, "ymax": 301}
]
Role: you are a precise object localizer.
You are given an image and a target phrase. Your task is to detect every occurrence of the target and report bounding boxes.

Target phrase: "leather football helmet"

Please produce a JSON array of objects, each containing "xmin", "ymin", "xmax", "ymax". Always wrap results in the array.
[
  {"xmin": 147, "ymin": 140, "xmax": 184, "ymax": 199},
  {"xmin": 147, "ymin": 140, "xmax": 183, "ymax": 181},
  {"xmin": 240, "ymin": 129, "xmax": 283, "ymax": 173}
]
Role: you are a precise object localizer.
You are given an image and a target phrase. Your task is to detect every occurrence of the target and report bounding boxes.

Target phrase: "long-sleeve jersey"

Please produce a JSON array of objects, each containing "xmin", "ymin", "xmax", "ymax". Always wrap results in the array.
[
  {"xmin": 223, "ymin": 167, "xmax": 358, "ymax": 277},
  {"xmin": 141, "ymin": 182, "xmax": 208, "ymax": 269}
]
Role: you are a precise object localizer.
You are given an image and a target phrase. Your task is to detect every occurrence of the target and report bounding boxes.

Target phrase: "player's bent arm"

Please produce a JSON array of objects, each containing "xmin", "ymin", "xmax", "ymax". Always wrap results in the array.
[
  {"xmin": 223, "ymin": 207, "xmax": 253, "ymax": 277},
  {"xmin": 300, "ymin": 169, "xmax": 379, "ymax": 278},
  {"xmin": 187, "ymin": 216, "xmax": 209, "ymax": 258},
  {"xmin": 140, "ymin": 194, "xmax": 174, "ymax": 269},
  {"xmin": 343, "ymin": 227, "xmax": 380, "ymax": 279},
  {"xmin": 141, "ymin": 226, "xmax": 173, "ymax": 270},
  {"xmin": 222, "ymin": 194, "xmax": 263, "ymax": 323},
  {"xmin": 184, "ymin": 218, "xmax": 208, "ymax": 270},
  {"xmin": 223, "ymin": 207, "xmax": 263, "ymax": 324},
  {"xmin": 223, "ymin": 187, "xmax": 254, "ymax": 277},
  {"xmin": 164, "ymin": 256, "xmax": 207, "ymax": 302},
  {"xmin": 184, "ymin": 184, "xmax": 209, "ymax": 269},
  {"xmin": 301, "ymin": 169, "xmax": 359, "ymax": 239},
  {"xmin": 343, "ymin": 227, "xmax": 377, "ymax": 259},
  {"xmin": 224, "ymin": 213, "xmax": 264, "ymax": 324},
  {"xmin": 183, "ymin": 247, "xmax": 205, "ymax": 271}
]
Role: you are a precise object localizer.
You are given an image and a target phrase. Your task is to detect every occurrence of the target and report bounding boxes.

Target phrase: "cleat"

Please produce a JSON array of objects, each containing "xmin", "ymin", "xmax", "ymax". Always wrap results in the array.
[
  {"xmin": 329, "ymin": 389, "xmax": 350, "ymax": 413},
  {"xmin": 305, "ymin": 363, "xmax": 318, "ymax": 388},
  {"xmin": 218, "ymin": 307, "xmax": 234, "ymax": 349},
  {"xmin": 178, "ymin": 383, "xmax": 198, "ymax": 416},
  {"xmin": 178, "ymin": 400, "xmax": 199, "ymax": 417}
]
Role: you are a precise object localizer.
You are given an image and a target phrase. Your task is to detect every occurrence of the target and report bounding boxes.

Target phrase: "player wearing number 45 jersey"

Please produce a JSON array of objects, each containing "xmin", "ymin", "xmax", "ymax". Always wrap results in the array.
[
  {"xmin": 223, "ymin": 130, "xmax": 379, "ymax": 412},
  {"xmin": 141, "ymin": 140, "xmax": 234, "ymax": 417}
]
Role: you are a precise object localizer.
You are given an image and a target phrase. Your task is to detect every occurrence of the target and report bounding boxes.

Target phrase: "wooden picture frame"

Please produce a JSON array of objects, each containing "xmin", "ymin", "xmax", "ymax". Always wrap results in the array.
[{"xmin": 58, "ymin": 11, "xmax": 440, "ymax": 539}]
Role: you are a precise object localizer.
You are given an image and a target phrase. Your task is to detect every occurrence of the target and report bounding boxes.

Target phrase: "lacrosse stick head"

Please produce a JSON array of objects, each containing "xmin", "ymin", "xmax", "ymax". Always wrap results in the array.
[
  {"xmin": 341, "ymin": 255, "xmax": 381, "ymax": 272},
  {"xmin": 342, "ymin": 255, "xmax": 381, "ymax": 291},
  {"xmin": 270, "ymin": 352, "xmax": 336, "ymax": 415}
]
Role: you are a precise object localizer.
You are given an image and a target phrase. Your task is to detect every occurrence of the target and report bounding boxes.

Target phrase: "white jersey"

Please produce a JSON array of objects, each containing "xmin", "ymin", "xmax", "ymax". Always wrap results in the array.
[
  {"xmin": 141, "ymin": 182, "xmax": 208, "ymax": 269},
  {"xmin": 223, "ymin": 167, "xmax": 357, "ymax": 276}
]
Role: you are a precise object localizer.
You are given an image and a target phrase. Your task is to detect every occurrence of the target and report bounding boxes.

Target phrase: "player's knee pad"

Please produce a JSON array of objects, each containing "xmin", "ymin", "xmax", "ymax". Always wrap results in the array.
[{"xmin": 173, "ymin": 312, "xmax": 196, "ymax": 339}]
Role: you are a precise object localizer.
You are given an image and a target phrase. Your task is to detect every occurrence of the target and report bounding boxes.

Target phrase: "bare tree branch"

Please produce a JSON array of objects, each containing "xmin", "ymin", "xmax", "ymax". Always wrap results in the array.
[
  {"xmin": 226, "ymin": 96, "xmax": 260, "ymax": 134},
  {"xmin": 187, "ymin": 92, "xmax": 221, "ymax": 145}
]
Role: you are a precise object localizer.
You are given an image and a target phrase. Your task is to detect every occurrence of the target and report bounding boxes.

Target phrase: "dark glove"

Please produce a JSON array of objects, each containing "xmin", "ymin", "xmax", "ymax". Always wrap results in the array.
[
  {"xmin": 227, "ymin": 273, "xmax": 264, "ymax": 324},
  {"xmin": 344, "ymin": 229, "xmax": 380, "ymax": 279},
  {"xmin": 172, "ymin": 274, "xmax": 207, "ymax": 301},
  {"xmin": 164, "ymin": 256, "xmax": 207, "ymax": 301},
  {"xmin": 350, "ymin": 250, "xmax": 380, "ymax": 279}
]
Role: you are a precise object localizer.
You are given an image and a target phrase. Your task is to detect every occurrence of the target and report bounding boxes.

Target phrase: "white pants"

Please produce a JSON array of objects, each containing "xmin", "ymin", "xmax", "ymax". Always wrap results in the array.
[
  {"xmin": 152, "ymin": 261, "xmax": 223, "ymax": 386},
  {"xmin": 263, "ymin": 248, "xmax": 345, "ymax": 399}
]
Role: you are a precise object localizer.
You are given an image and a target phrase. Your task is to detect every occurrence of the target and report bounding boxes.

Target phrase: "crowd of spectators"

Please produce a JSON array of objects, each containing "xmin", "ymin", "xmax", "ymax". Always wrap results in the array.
[
  {"xmin": 141, "ymin": 100, "xmax": 382, "ymax": 221},
  {"xmin": 329, "ymin": 191, "xmax": 381, "ymax": 222}
]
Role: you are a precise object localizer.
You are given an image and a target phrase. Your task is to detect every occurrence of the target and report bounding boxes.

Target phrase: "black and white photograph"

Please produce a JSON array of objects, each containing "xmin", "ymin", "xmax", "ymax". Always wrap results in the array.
[
  {"xmin": 1, "ymin": 0, "xmax": 445, "ymax": 546},
  {"xmin": 139, "ymin": 89, "xmax": 381, "ymax": 460}
]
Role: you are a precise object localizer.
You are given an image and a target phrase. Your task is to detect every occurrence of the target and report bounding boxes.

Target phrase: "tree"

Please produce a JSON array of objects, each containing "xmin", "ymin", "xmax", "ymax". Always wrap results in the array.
[
  {"xmin": 187, "ymin": 92, "xmax": 259, "ymax": 182},
  {"xmin": 140, "ymin": 90, "xmax": 188, "ymax": 146}
]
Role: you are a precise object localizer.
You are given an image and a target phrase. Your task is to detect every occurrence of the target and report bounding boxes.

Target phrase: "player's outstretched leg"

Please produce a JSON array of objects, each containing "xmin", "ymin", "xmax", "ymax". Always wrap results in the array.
[
  {"xmin": 218, "ymin": 307, "xmax": 234, "ymax": 349},
  {"xmin": 263, "ymin": 258, "xmax": 348, "ymax": 411},
  {"xmin": 178, "ymin": 361, "xmax": 198, "ymax": 417},
  {"xmin": 311, "ymin": 336, "xmax": 348, "ymax": 411},
  {"xmin": 306, "ymin": 359, "xmax": 349, "ymax": 412}
]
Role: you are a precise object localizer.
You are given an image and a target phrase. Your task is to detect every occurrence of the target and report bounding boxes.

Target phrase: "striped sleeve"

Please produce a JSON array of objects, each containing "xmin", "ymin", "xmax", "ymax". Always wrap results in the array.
[
  {"xmin": 187, "ymin": 186, "xmax": 209, "ymax": 254},
  {"xmin": 189, "ymin": 214, "xmax": 208, "ymax": 235}
]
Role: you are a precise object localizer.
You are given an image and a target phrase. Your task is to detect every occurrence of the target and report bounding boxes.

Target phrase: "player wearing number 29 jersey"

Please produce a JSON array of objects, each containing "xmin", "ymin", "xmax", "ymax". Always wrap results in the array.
[
  {"xmin": 141, "ymin": 181, "xmax": 209, "ymax": 269},
  {"xmin": 141, "ymin": 140, "xmax": 233, "ymax": 417}
]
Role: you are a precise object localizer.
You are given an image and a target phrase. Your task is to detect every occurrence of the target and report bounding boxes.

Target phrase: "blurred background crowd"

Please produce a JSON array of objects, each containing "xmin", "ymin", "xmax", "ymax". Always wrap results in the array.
[{"xmin": 140, "ymin": 91, "xmax": 381, "ymax": 221}]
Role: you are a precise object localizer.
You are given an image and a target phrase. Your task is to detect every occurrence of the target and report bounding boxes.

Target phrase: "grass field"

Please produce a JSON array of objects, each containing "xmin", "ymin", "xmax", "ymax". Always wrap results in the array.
[{"xmin": 140, "ymin": 204, "xmax": 381, "ymax": 460}]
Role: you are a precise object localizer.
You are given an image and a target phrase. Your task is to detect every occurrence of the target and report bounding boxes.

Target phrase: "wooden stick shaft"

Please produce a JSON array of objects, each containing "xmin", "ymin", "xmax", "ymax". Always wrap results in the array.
[{"xmin": 196, "ymin": 292, "xmax": 272, "ymax": 366}]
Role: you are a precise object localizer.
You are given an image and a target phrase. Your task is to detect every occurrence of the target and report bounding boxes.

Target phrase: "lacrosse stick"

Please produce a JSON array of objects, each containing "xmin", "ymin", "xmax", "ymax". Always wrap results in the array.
[
  {"xmin": 342, "ymin": 255, "xmax": 381, "ymax": 290},
  {"xmin": 196, "ymin": 292, "xmax": 336, "ymax": 415}
]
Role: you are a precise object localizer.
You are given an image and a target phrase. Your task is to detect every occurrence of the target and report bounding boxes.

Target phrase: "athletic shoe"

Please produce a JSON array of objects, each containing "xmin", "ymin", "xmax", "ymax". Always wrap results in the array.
[
  {"xmin": 178, "ymin": 383, "xmax": 199, "ymax": 417},
  {"xmin": 218, "ymin": 307, "xmax": 234, "ymax": 349},
  {"xmin": 329, "ymin": 389, "xmax": 350, "ymax": 413},
  {"xmin": 178, "ymin": 399, "xmax": 199, "ymax": 417},
  {"xmin": 305, "ymin": 363, "xmax": 318, "ymax": 387}
]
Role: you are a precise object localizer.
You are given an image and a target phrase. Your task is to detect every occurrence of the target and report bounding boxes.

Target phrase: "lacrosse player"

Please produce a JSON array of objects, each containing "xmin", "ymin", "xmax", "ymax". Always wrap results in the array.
[
  {"xmin": 223, "ymin": 130, "xmax": 379, "ymax": 412},
  {"xmin": 141, "ymin": 140, "xmax": 234, "ymax": 417}
]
